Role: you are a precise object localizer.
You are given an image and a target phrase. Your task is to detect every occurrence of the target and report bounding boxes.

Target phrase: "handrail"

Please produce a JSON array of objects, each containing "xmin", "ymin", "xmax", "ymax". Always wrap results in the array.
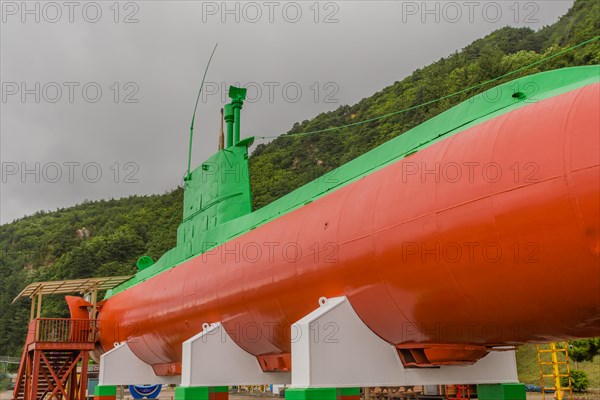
[
  {"xmin": 0, "ymin": 355, "xmax": 20, "ymax": 363},
  {"xmin": 32, "ymin": 318, "xmax": 97, "ymax": 343}
]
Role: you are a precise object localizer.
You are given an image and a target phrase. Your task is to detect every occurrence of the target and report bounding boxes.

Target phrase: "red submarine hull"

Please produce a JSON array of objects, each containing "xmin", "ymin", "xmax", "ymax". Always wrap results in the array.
[{"xmin": 97, "ymin": 81, "xmax": 600, "ymax": 373}]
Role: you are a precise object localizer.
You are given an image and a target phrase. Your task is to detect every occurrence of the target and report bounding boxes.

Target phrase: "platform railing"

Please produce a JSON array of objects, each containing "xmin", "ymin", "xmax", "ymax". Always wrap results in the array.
[{"xmin": 32, "ymin": 318, "xmax": 98, "ymax": 343}]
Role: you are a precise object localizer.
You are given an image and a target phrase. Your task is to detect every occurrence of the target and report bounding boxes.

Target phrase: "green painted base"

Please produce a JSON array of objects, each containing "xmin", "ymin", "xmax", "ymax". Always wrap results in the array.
[
  {"xmin": 285, "ymin": 387, "xmax": 360, "ymax": 400},
  {"xmin": 477, "ymin": 383, "xmax": 526, "ymax": 400},
  {"xmin": 175, "ymin": 386, "xmax": 229, "ymax": 400},
  {"xmin": 94, "ymin": 385, "xmax": 117, "ymax": 400}
]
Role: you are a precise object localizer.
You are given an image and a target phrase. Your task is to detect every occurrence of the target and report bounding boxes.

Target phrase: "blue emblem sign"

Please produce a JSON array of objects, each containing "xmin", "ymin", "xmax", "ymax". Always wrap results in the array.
[{"xmin": 129, "ymin": 384, "xmax": 162, "ymax": 399}]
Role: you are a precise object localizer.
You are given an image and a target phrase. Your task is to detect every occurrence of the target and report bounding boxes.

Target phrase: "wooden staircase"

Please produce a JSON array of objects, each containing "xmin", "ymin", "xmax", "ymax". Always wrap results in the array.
[{"xmin": 13, "ymin": 318, "xmax": 97, "ymax": 400}]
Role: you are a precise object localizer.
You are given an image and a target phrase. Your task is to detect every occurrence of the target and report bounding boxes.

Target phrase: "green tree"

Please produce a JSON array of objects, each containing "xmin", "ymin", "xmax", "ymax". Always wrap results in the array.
[
  {"xmin": 569, "ymin": 338, "xmax": 600, "ymax": 363},
  {"xmin": 561, "ymin": 370, "xmax": 590, "ymax": 392}
]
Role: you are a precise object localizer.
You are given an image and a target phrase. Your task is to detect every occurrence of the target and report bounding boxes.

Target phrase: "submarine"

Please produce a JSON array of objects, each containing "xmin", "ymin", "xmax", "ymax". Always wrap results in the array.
[{"xmin": 84, "ymin": 66, "xmax": 599, "ymax": 374}]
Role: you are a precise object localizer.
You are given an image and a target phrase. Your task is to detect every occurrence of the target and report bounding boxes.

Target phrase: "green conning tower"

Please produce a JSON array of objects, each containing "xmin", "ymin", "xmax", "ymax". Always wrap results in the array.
[{"xmin": 178, "ymin": 86, "xmax": 254, "ymax": 258}]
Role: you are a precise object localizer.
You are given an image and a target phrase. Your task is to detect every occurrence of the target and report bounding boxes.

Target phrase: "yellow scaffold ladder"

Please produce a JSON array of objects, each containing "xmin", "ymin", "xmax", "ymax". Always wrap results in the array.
[{"xmin": 536, "ymin": 342, "xmax": 573, "ymax": 400}]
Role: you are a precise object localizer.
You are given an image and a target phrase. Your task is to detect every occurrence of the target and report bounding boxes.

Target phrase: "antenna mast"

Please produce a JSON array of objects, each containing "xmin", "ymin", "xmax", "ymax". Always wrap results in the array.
[
  {"xmin": 219, "ymin": 108, "xmax": 225, "ymax": 150},
  {"xmin": 186, "ymin": 43, "xmax": 218, "ymax": 180}
]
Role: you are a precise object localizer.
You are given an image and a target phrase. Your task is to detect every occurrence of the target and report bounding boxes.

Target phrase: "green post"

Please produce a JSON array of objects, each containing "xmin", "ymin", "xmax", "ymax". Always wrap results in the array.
[
  {"xmin": 285, "ymin": 387, "xmax": 360, "ymax": 400},
  {"xmin": 224, "ymin": 104, "xmax": 234, "ymax": 147},
  {"xmin": 175, "ymin": 386, "xmax": 229, "ymax": 400},
  {"xmin": 94, "ymin": 385, "xmax": 117, "ymax": 400},
  {"xmin": 232, "ymin": 99, "xmax": 242, "ymax": 145},
  {"xmin": 227, "ymin": 86, "xmax": 247, "ymax": 146},
  {"xmin": 477, "ymin": 383, "xmax": 526, "ymax": 400}
]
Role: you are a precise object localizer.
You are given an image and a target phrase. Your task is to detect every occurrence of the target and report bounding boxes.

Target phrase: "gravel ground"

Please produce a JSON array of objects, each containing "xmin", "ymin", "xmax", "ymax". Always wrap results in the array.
[
  {"xmin": 0, "ymin": 389, "xmax": 279, "ymax": 400},
  {"xmin": 2, "ymin": 388, "xmax": 598, "ymax": 400},
  {"xmin": 0, "ymin": 390, "xmax": 13, "ymax": 400}
]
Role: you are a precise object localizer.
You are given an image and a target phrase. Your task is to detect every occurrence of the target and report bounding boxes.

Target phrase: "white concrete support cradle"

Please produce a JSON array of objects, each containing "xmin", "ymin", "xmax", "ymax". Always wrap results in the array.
[
  {"xmin": 291, "ymin": 296, "xmax": 518, "ymax": 388},
  {"xmin": 98, "ymin": 297, "xmax": 518, "ymax": 388},
  {"xmin": 180, "ymin": 322, "xmax": 291, "ymax": 386},
  {"xmin": 99, "ymin": 342, "xmax": 180, "ymax": 386}
]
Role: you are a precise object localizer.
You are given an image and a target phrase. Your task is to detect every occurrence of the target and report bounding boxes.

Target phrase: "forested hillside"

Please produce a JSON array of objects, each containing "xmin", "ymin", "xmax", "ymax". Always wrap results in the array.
[{"xmin": 1, "ymin": 0, "xmax": 599, "ymax": 358}]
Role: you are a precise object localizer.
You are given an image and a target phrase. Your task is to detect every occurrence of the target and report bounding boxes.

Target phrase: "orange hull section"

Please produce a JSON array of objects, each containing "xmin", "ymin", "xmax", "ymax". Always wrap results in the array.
[{"xmin": 97, "ymin": 84, "xmax": 600, "ymax": 371}]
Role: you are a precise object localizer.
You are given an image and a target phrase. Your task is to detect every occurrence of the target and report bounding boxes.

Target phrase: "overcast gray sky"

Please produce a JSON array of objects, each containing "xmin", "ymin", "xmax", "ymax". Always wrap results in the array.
[{"xmin": 0, "ymin": 0, "xmax": 574, "ymax": 224}]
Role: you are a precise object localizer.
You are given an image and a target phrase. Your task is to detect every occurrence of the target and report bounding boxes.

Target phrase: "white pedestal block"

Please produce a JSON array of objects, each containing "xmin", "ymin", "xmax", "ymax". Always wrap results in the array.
[
  {"xmin": 181, "ymin": 322, "xmax": 291, "ymax": 386},
  {"xmin": 99, "ymin": 342, "xmax": 180, "ymax": 386},
  {"xmin": 291, "ymin": 296, "xmax": 518, "ymax": 388}
]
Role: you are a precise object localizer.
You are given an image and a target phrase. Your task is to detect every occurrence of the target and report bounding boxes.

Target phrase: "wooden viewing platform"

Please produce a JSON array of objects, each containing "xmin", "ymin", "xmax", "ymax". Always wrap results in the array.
[{"xmin": 11, "ymin": 276, "xmax": 131, "ymax": 400}]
